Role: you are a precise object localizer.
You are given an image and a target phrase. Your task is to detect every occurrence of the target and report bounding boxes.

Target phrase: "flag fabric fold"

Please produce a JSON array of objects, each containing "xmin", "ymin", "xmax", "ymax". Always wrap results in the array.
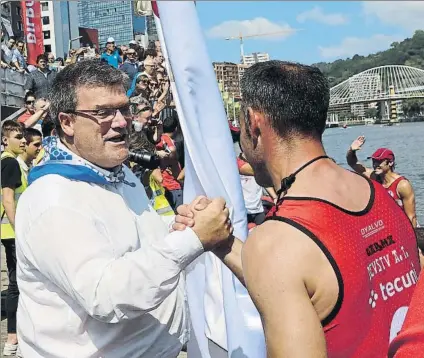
[{"xmin": 153, "ymin": 1, "xmax": 266, "ymax": 357}]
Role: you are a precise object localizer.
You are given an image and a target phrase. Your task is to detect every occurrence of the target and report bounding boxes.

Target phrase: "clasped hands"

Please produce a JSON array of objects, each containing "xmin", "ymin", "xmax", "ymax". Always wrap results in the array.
[{"xmin": 172, "ymin": 196, "xmax": 234, "ymax": 252}]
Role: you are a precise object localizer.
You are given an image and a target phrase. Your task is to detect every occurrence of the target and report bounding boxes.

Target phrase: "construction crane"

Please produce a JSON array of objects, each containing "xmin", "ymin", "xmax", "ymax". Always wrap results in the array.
[{"xmin": 225, "ymin": 29, "xmax": 302, "ymax": 64}]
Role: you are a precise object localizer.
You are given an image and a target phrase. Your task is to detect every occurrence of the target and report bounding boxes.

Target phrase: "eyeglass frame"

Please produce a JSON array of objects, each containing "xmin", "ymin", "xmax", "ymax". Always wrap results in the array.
[{"xmin": 63, "ymin": 105, "xmax": 133, "ymax": 123}]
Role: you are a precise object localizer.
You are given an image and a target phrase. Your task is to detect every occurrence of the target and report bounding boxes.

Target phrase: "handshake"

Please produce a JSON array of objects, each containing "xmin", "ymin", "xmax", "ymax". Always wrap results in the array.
[{"xmin": 173, "ymin": 197, "xmax": 234, "ymax": 252}]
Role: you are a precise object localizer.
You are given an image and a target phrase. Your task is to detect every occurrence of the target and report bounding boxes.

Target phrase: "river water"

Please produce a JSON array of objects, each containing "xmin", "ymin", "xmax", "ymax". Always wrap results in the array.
[{"xmin": 323, "ymin": 122, "xmax": 424, "ymax": 224}]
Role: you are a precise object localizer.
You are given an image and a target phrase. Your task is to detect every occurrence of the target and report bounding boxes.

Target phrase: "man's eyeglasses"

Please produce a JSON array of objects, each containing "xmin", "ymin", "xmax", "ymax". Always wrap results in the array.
[
  {"xmin": 127, "ymin": 52, "xmax": 136, "ymax": 56},
  {"xmin": 26, "ymin": 100, "xmax": 35, "ymax": 105},
  {"xmin": 65, "ymin": 106, "xmax": 132, "ymax": 122}
]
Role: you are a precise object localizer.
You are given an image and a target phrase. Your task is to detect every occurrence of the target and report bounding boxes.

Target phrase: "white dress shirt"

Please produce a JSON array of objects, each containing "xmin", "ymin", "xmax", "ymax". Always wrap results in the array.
[{"xmin": 15, "ymin": 166, "xmax": 204, "ymax": 358}]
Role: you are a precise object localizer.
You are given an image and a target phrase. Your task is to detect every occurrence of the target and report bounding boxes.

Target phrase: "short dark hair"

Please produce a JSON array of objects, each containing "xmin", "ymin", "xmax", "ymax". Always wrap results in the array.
[
  {"xmin": 36, "ymin": 54, "xmax": 47, "ymax": 63},
  {"xmin": 24, "ymin": 127, "xmax": 42, "ymax": 143},
  {"xmin": 17, "ymin": 39, "xmax": 25, "ymax": 46},
  {"xmin": 144, "ymin": 48, "xmax": 157, "ymax": 59},
  {"xmin": 24, "ymin": 91, "xmax": 35, "ymax": 102},
  {"xmin": 240, "ymin": 61, "xmax": 330, "ymax": 140},
  {"xmin": 162, "ymin": 113, "xmax": 178, "ymax": 133},
  {"xmin": 49, "ymin": 59, "xmax": 129, "ymax": 136},
  {"xmin": 1, "ymin": 120, "xmax": 23, "ymax": 145}
]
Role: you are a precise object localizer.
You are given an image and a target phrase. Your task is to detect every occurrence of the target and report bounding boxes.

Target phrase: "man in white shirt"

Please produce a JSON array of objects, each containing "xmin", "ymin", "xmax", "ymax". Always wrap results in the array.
[{"xmin": 15, "ymin": 59, "xmax": 232, "ymax": 358}]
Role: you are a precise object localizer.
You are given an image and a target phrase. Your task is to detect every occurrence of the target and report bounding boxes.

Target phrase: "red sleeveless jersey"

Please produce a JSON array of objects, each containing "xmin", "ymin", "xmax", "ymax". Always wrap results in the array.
[
  {"xmin": 266, "ymin": 178, "xmax": 420, "ymax": 358},
  {"xmin": 386, "ymin": 176, "xmax": 406, "ymax": 208}
]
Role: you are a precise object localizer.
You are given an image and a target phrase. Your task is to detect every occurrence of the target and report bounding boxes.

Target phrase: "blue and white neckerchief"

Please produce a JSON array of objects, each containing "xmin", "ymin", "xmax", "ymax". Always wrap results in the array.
[{"xmin": 28, "ymin": 136, "xmax": 135, "ymax": 187}]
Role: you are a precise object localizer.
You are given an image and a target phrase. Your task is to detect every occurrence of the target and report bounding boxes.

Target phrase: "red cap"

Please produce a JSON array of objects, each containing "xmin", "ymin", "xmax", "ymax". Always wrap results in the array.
[
  {"xmin": 368, "ymin": 148, "xmax": 395, "ymax": 161},
  {"xmin": 229, "ymin": 123, "xmax": 240, "ymax": 133}
]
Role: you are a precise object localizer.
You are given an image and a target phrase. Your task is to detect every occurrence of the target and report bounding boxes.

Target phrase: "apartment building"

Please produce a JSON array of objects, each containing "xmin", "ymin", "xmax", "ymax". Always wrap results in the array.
[{"xmin": 242, "ymin": 52, "xmax": 270, "ymax": 66}]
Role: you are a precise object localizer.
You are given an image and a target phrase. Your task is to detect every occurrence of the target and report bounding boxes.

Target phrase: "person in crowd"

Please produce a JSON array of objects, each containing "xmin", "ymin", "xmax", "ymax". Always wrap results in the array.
[
  {"xmin": 236, "ymin": 152, "xmax": 274, "ymax": 227},
  {"xmin": 47, "ymin": 52, "xmax": 55, "ymax": 68},
  {"xmin": 388, "ymin": 229, "xmax": 424, "ymax": 357},
  {"xmin": 14, "ymin": 59, "xmax": 232, "ymax": 358},
  {"xmin": 347, "ymin": 136, "xmax": 417, "ymax": 227},
  {"xmin": 156, "ymin": 114, "xmax": 183, "ymax": 211},
  {"xmin": 1, "ymin": 120, "xmax": 27, "ymax": 357},
  {"xmin": 131, "ymin": 96, "xmax": 165, "ymax": 151},
  {"xmin": 18, "ymin": 93, "xmax": 50, "ymax": 129},
  {"xmin": 17, "ymin": 128, "xmax": 42, "ymax": 179},
  {"xmin": 33, "ymin": 117, "xmax": 57, "ymax": 166},
  {"xmin": 100, "ymin": 37, "xmax": 122, "ymax": 69},
  {"xmin": 155, "ymin": 51, "xmax": 165, "ymax": 68},
  {"xmin": 175, "ymin": 61, "xmax": 421, "ymax": 357},
  {"xmin": 11, "ymin": 40, "xmax": 26, "ymax": 73},
  {"xmin": 131, "ymin": 74, "xmax": 150, "ymax": 99},
  {"xmin": 24, "ymin": 54, "xmax": 57, "ymax": 99},
  {"xmin": 128, "ymin": 129, "xmax": 174, "ymax": 218},
  {"xmin": 17, "ymin": 92, "xmax": 36, "ymax": 124},
  {"xmin": 1, "ymin": 37, "xmax": 15, "ymax": 66},
  {"xmin": 155, "ymin": 40, "xmax": 161, "ymax": 53},
  {"xmin": 142, "ymin": 57, "xmax": 156, "ymax": 78},
  {"xmin": 144, "ymin": 48, "xmax": 157, "ymax": 63},
  {"xmin": 119, "ymin": 47, "xmax": 139, "ymax": 82},
  {"xmin": 129, "ymin": 39, "xmax": 144, "ymax": 62}
]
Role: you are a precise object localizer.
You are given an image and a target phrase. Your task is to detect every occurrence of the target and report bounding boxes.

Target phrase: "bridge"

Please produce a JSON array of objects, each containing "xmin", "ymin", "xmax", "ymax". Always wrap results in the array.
[{"xmin": 327, "ymin": 65, "xmax": 424, "ymax": 126}]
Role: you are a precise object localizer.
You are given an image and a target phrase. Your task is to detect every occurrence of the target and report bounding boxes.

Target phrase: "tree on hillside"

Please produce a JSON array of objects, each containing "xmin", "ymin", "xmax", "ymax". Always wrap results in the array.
[{"xmin": 314, "ymin": 30, "xmax": 424, "ymax": 86}]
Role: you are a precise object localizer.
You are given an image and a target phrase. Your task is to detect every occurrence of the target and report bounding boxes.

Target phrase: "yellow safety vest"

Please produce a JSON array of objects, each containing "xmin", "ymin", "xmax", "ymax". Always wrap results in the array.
[
  {"xmin": 149, "ymin": 174, "xmax": 174, "ymax": 216},
  {"xmin": 1, "ymin": 151, "xmax": 28, "ymax": 239}
]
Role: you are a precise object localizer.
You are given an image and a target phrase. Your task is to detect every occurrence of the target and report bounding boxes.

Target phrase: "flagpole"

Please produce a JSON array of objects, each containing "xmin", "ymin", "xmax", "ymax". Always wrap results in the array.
[{"xmin": 153, "ymin": 1, "xmax": 266, "ymax": 357}]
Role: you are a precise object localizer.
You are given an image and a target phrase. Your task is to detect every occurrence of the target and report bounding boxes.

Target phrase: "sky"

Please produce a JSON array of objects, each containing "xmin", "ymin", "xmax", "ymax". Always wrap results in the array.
[{"xmin": 195, "ymin": 1, "xmax": 424, "ymax": 65}]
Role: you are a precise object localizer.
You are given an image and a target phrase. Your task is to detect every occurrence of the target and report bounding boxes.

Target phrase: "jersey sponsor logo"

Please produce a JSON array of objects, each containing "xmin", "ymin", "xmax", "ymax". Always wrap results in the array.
[
  {"xmin": 379, "ymin": 265, "xmax": 419, "ymax": 302},
  {"xmin": 367, "ymin": 253, "xmax": 391, "ymax": 280},
  {"xmin": 366, "ymin": 235, "xmax": 396, "ymax": 257},
  {"xmin": 361, "ymin": 219, "xmax": 385, "ymax": 239}
]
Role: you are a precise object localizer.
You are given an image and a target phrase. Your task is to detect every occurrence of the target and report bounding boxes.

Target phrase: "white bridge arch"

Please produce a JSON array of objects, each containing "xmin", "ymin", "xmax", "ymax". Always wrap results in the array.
[{"xmin": 329, "ymin": 65, "xmax": 424, "ymax": 108}]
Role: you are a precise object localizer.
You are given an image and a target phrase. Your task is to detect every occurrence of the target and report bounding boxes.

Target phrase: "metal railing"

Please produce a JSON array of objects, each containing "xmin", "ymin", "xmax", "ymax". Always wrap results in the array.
[{"xmin": 0, "ymin": 68, "xmax": 26, "ymax": 108}]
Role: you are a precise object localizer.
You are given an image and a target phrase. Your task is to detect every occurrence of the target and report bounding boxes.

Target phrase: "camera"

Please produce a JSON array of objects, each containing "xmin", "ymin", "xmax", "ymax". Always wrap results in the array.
[{"xmin": 128, "ymin": 150, "xmax": 160, "ymax": 170}]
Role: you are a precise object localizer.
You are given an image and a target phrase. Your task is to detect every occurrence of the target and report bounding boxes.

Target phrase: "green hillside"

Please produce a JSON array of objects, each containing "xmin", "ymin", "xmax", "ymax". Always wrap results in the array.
[{"xmin": 313, "ymin": 30, "xmax": 424, "ymax": 87}]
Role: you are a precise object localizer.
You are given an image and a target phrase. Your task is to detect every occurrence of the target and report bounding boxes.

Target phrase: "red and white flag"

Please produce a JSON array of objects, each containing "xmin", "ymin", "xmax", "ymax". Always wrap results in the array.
[
  {"xmin": 21, "ymin": 1, "xmax": 44, "ymax": 65},
  {"xmin": 152, "ymin": 1, "xmax": 266, "ymax": 357}
]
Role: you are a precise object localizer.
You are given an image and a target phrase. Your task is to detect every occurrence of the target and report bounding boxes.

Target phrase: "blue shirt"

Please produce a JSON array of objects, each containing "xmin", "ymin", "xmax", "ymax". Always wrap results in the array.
[{"xmin": 100, "ymin": 50, "xmax": 122, "ymax": 69}]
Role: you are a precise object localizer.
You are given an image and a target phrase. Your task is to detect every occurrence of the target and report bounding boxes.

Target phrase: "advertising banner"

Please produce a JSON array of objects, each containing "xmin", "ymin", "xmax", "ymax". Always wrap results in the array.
[{"xmin": 21, "ymin": 1, "xmax": 44, "ymax": 65}]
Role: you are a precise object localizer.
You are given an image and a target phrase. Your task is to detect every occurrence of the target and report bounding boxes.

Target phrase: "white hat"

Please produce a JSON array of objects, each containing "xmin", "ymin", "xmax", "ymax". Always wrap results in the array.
[
  {"xmin": 106, "ymin": 37, "xmax": 115, "ymax": 43},
  {"xmin": 129, "ymin": 40, "xmax": 137, "ymax": 45}
]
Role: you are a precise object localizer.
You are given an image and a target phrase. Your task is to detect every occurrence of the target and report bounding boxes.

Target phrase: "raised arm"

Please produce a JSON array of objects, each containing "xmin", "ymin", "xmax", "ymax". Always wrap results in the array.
[{"xmin": 346, "ymin": 136, "xmax": 373, "ymax": 177}]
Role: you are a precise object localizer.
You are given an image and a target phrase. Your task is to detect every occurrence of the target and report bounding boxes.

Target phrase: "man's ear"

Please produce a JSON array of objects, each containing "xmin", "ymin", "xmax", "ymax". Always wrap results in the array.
[
  {"xmin": 58, "ymin": 113, "xmax": 75, "ymax": 137},
  {"xmin": 248, "ymin": 108, "xmax": 266, "ymax": 149}
]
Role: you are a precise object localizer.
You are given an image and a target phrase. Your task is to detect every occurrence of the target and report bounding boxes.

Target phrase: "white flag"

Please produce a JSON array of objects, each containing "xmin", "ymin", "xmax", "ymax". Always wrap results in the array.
[{"xmin": 153, "ymin": 2, "xmax": 266, "ymax": 357}]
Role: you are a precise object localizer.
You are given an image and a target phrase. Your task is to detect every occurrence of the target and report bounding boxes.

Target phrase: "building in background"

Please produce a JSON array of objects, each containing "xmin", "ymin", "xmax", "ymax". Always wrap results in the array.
[
  {"xmin": 237, "ymin": 64, "xmax": 249, "ymax": 84},
  {"xmin": 1, "ymin": 1, "xmax": 13, "ymax": 40},
  {"xmin": 78, "ymin": 0, "xmax": 134, "ymax": 49},
  {"xmin": 242, "ymin": 52, "xmax": 270, "ymax": 66},
  {"xmin": 213, "ymin": 62, "xmax": 240, "ymax": 97},
  {"xmin": 145, "ymin": 15, "xmax": 158, "ymax": 43},
  {"xmin": 40, "ymin": 1, "xmax": 79, "ymax": 58},
  {"xmin": 9, "ymin": 2, "xmax": 24, "ymax": 40}
]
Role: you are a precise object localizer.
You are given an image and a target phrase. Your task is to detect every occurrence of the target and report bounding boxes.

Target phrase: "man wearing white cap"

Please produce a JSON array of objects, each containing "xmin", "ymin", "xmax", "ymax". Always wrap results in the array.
[{"xmin": 100, "ymin": 37, "xmax": 122, "ymax": 69}]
